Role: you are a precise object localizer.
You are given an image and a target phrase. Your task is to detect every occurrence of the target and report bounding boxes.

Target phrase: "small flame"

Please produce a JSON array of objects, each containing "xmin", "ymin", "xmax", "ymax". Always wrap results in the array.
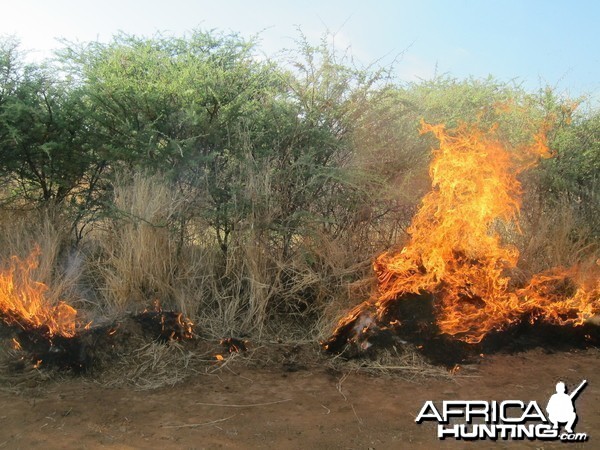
[
  {"xmin": 145, "ymin": 301, "xmax": 194, "ymax": 340},
  {"xmin": 176, "ymin": 313, "xmax": 194, "ymax": 340},
  {"xmin": 11, "ymin": 337, "xmax": 21, "ymax": 350},
  {"xmin": 0, "ymin": 247, "xmax": 78, "ymax": 337}
]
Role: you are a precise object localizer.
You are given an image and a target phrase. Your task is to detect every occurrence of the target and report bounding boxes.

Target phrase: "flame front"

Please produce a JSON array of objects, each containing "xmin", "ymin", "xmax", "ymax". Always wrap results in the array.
[
  {"xmin": 0, "ymin": 248, "xmax": 77, "ymax": 338},
  {"xmin": 330, "ymin": 119, "xmax": 599, "ymax": 346}
]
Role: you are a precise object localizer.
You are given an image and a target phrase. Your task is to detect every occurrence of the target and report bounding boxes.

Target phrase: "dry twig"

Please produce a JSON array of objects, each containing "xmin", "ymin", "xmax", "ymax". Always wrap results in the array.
[
  {"xmin": 161, "ymin": 415, "xmax": 236, "ymax": 429},
  {"xmin": 194, "ymin": 399, "xmax": 291, "ymax": 408}
]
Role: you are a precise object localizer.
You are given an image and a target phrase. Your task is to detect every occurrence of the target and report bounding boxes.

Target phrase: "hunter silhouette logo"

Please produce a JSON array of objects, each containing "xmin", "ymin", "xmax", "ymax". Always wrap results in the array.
[
  {"xmin": 415, "ymin": 380, "xmax": 589, "ymax": 442},
  {"xmin": 547, "ymin": 380, "xmax": 586, "ymax": 434}
]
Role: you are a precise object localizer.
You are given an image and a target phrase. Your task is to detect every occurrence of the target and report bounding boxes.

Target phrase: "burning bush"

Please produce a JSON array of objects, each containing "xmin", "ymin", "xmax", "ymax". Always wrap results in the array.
[{"xmin": 324, "ymin": 118, "xmax": 600, "ymax": 361}]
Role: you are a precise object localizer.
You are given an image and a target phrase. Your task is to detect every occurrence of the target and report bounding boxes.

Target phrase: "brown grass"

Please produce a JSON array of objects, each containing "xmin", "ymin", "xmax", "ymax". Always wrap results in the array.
[
  {"xmin": 518, "ymin": 194, "xmax": 599, "ymax": 275},
  {"xmin": 83, "ymin": 172, "xmax": 207, "ymax": 320},
  {"xmin": 0, "ymin": 208, "xmax": 82, "ymax": 307}
]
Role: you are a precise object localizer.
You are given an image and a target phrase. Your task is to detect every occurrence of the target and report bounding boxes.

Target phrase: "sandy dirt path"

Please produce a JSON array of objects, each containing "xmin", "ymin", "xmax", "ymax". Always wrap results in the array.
[{"xmin": 0, "ymin": 348, "xmax": 598, "ymax": 449}]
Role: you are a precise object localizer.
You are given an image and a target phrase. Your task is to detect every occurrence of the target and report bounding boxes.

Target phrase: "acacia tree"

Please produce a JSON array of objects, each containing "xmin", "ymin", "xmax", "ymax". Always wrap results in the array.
[
  {"xmin": 57, "ymin": 31, "xmax": 386, "ymax": 255},
  {"xmin": 0, "ymin": 39, "xmax": 109, "ymax": 241},
  {"xmin": 59, "ymin": 32, "xmax": 286, "ymax": 248}
]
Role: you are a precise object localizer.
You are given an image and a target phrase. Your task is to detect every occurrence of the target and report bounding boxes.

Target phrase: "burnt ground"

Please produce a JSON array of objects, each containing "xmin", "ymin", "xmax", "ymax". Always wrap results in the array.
[{"xmin": 0, "ymin": 345, "xmax": 598, "ymax": 449}]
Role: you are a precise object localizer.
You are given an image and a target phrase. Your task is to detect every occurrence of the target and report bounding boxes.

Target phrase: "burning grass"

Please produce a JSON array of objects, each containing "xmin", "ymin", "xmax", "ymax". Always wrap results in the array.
[
  {"xmin": 0, "ymin": 248, "xmax": 196, "ymax": 373},
  {"xmin": 0, "ymin": 247, "xmax": 80, "ymax": 339},
  {"xmin": 324, "ymin": 119, "xmax": 600, "ymax": 363},
  {"xmin": 0, "ymin": 245, "xmax": 445, "ymax": 387},
  {"xmin": 0, "ymin": 247, "xmax": 437, "ymax": 387}
]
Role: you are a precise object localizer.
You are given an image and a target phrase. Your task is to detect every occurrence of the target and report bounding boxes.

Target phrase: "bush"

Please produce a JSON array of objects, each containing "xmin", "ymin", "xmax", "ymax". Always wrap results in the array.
[{"xmin": 0, "ymin": 31, "xmax": 596, "ymax": 341}]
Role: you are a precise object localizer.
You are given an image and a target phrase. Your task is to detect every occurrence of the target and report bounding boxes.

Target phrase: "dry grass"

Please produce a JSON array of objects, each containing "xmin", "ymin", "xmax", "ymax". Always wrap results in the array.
[
  {"xmin": 93, "ymin": 332, "xmax": 458, "ymax": 391},
  {"xmin": 0, "ymin": 337, "xmax": 53, "ymax": 393},
  {"xmin": 0, "ymin": 327, "xmax": 466, "ymax": 394},
  {"xmin": 518, "ymin": 194, "xmax": 599, "ymax": 275},
  {"xmin": 79, "ymin": 170, "xmax": 357, "ymax": 339},
  {"xmin": 183, "ymin": 223, "xmax": 382, "ymax": 341},
  {"xmin": 0, "ymin": 208, "xmax": 83, "ymax": 307},
  {"xmin": 325, "ymin": 346, "xmax": 456, "ymax": 382},
  {"xmin": 99, "ymin": 340, "xmax": 216, "ymax": 390},
  {"xmin": 85, "ymin": 172, "xmax": 204, "ymax": 318},
  {"xmin": 0, "ymin": 171, "xmax": 379, "ymax": 342}
]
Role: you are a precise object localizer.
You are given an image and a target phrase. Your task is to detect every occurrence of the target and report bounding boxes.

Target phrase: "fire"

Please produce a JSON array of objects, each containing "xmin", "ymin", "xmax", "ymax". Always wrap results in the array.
[
  {"xmin": 139, "ymin": 301, "xmax": 194, "ymax": 341},
  {"xmin": 0, "ymin": 248, "xmax": 78, "ymax": 338},
  {"xmin": 327, "ymin": 119, "xmax": 599, "ymax": 347},
  {"xmin": 11, "ymin": 337, "xmax": 21, "ymax": 350}
]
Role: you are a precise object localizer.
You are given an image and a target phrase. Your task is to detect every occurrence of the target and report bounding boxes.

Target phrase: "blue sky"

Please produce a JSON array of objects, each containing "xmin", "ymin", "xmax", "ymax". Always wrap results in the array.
[{"xmin": 2, "ymin": 0, "xmax": 599, "ymax": 103}]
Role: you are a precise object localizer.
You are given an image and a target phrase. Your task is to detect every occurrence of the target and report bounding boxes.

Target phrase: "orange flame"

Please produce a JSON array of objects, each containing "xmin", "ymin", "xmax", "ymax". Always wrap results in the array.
[
  {"xmin": 11, "ymin": 337, "xmax": 21, "ymax": 350},
  {"xmin": 332, "ymin": 119, "xmax": 599, "ymax": 345},
  {"xmin": 0, "ymin": 248, "xmax": 78, "ymax": 338}
]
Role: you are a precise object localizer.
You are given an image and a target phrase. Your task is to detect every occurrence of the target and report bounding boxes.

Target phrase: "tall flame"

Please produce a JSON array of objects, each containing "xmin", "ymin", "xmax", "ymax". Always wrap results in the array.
[
  {"xmin": 330, "ymin": 119, "xmax": 599, "ymax": 346},
  {"xmin": 0, "ymin": 248, "xmax": 77, "ymax": 338}
]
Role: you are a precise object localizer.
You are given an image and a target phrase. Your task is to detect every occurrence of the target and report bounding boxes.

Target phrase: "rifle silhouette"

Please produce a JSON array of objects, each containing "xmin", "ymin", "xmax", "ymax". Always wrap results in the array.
[{"xmin": 569, "ymin": 380, "xmax": 587, "ymax": 400}]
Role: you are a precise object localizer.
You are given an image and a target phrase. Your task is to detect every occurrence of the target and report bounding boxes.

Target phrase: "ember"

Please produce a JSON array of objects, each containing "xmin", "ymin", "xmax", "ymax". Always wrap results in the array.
[
  {"xmin": 132, "ymin": 303, "xmax": 194, "ymax": 342},
  {"xmin": 220, "ymin": 337, "xmax": 248, "ymax": 353},
  {"xmin": 324, "ymin": 119, "xmax": 600, "ymax": 364}
]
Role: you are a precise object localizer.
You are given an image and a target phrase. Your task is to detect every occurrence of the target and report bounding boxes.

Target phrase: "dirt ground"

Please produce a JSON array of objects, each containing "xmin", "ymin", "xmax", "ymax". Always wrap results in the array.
[{"xmin": 0, "ymin": 347, "xmax": 598, "ymax": 450}]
